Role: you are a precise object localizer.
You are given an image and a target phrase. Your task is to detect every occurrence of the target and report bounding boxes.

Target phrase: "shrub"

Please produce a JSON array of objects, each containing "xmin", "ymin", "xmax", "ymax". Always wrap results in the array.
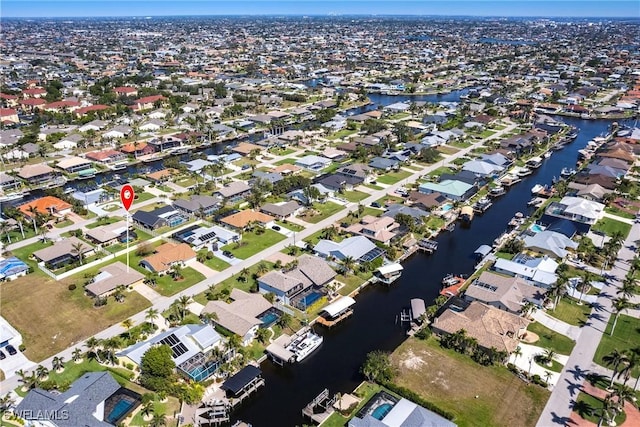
[
  {"xmin": 68, "ymin": 284, "xmax": 77, "ymax": 291},
  {"xmin": 414, "ymin": 327, "xmax": 432, "ymax": 340},
  {"xmin": 381, "ymin": 381, "xmax": 455, "ymax": 421}
]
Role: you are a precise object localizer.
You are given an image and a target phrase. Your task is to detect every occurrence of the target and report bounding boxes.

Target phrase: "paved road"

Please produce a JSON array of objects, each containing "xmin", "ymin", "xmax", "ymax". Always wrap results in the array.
[
  {"xmin": 536, "ymin": 220, "xmax": 640, "ymax": 426},
  {"xmin": 0, "ymin": 123, "xmax": 518, "ymax": 394}
]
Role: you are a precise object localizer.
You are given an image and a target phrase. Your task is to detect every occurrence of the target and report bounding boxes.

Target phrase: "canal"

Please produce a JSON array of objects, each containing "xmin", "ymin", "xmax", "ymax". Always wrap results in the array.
[{"xmin": 233, "ymin": 116, "xmax": 614, "ymax": 426}]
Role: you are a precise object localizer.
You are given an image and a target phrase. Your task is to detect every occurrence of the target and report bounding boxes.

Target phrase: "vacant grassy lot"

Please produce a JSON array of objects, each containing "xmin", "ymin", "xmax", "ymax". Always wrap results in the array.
[
  {"xmin": 203, "ymin": 256, "xmax": 231, "ymax": 272},
  {"xmin": 276, "ymin": 219, "xmax": 304, "ymax": 232},
  {"xmin": 390, "ymin": 337, "xmax": 550, "ymax": 427},
  {"xmin": 594, "ymin": 314, "xmax": 640, "ymax": 377},
  {"xmin": 436, "ymin": 145, "xmax": 460, "ymax": 155},
  {"xmin": 342, "ymin": 190, "xmax": 370, "ymax": 202},
  {"xmin": 376, "ymin": 170, "xmax": 412, "ymax": 185},
  {"xmin": 591, "ymin": 217, "xmax": 632, "ymax": 238},
  {"xmin": 85, "ymin": 216, "xmax": 122, "ymax": 229},
  {"xmin": 298, "ymin": 202, "xmax": 345, "ymax": 224},
  {"xmin": 221, "ymin": 229, "xmax": 286, "ymax": 259},
  {"xmin": 548, "ymin": 297, "xmax": 592, "ymax": 326},
  {"xmin": 526, "ymin": 322, "xmax": 576, "ymax": 355},
  {"xmin": 1, "ymin": 274, "xmax": 150, "ymax": 362}
]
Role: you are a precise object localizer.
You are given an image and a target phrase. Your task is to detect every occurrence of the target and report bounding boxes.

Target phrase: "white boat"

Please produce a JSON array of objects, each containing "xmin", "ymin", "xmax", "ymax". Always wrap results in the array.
[
  {"xmin": 531, "ymin": 184, "xmax": 544, "ymax": 195},
  {"xmin": 285, "ymin": 327, "xmax": 323, "ymax": 362},
  {"xmin": 543, "ymin": 151, "xmax": 552, "ymax": 159},
  {"xmin": 0, "ymin": 192, "xmax": 28, "ymax": 202},
  {"xmin": 517, "ymin": 167, "xmax": 532, "ymax": 177},
  {"xmin": 373, "ymin": 263, "xmax": 404, "ymax": 284},
  {"xmin": 489, "ymin": 185, "xmax": 506, "ymax": 197},
  {"xmin": 560, "ymin": 167, "xmax": 576, "ymax": 178},
  {"xmin": 526, "ymin": 157, "xmax": 543, "ymax": 169}
]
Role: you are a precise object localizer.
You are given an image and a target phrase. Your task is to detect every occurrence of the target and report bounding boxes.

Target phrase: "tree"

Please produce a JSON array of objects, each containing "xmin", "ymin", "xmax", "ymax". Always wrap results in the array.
[
  {"xmin": 276, "ymin": 313, "xmax": 292, "ymax": 329},
  {"xmin": 35, "ymin": 365, "xmax": 49, "ymax": 380},
  {"xmin": 339, "ymin": 256, "xmax": 356, "ymax": 274},
  {"xmin": 521, "ymin": 301, "xmax": 537, "ymax": 317},
  {"xmin": 139, "ymin": 345, "xmax": 176, "ymax": 393},
  {"xmin": 361, "ymin": 351, "xmax": 395, "ymax": 383},
  {"xmin": 121, "ymin": 319, "xmax": 134, "ymax": 337},
  {"xmin": 52, "ymin": 356, "xmax": 65, "ymax": 372},
  {"xmin": 0, "ymin": 221, "xmax": 12, "ymax": 245},
  {"xmin": 145, "ymin": 308, "xmax": 159, "ymax": 326},
  {"xmin": 512, "ymin": 346, "xmax": 523, "ymax": 364},
  {"xmin": 597, "ymin": 395, "xmax": 616, "ymax": 427},
  {"xmin": 141, "ymin": 401, "xmax": 154, "ymax": 419},
  {"xmin": 27, "ymin": 205, "xmax": 40, "ymax": 233},
  {"xmin": 85, "ymin": 337, "xmax": 102, "ymax": 362},
  {"xmin": 71, "ymin": 347, "xmax": 83, "ymax": 363},
  {"xmin": 174, "ymin": 295, "xmax": 192, "ymax": 321},
  {"xmin": 0, "ymin": 393, "xmax": 15, "ymax": 417},
  {"xmin": 150, "ymin": 412, "xmax": 167, "ymax": 427},
  {"xmin": 610, "ymin": 297, "xmax": 633, "ymax": 336},
  {"xmin": 603, "ymin": 350, "xmax": 630, "ymax": 388},
  {"xmin": 71, "ymin": 241, "xmax": 87, "ymax": 265},
  {"xmin": 255, "ymin": 328, "xmax": 271, "ymax": 344}
]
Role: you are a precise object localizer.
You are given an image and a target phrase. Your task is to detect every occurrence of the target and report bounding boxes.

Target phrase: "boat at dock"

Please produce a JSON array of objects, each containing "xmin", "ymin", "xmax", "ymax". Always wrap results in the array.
[
  {"xmin": 531, "ymin": 184, "xmax": 544, "ymax": 194},
  {"xmin": 417, "ymin": 238, "xmax": 438, "ymax": 253},
  {"xmin": 560, "ymin": 167, "xmax": 576, "ymax": 178},
  {"xmin": 489, "ymin": 185, "xmax": 506, "ymax": 197},
  {"xmin": 543, "ymin": 151, "xmax": 552, "ymax": 159},
  {"xmin": 526, "ymin": 157, "xmax": 543, "ymax": 169},
  {"xmin": 0, "ymin": 191, "xmax": 28, "ymax": 202},
  {"xmin": 499, "ymin": 174, "xmax": 521, "ymax": 187},
  {"xmin": 285, "ymin": 327, "xmax": 323, "ymax": 362},
  {"xmin": 110, "ymin": 163, "xmax": 127, "ymax": 171},
  {"xmin": 472, "ymin": 197, "xmax": 492, "ymax": 213},
  {"xmin": 77, "ymin": 168, "xmax": 97, "ymax": 180},
  {"xmin": 516, "ymin": 166, "xmax": 532, "ymax": 177},
  {"xmin": 373, "ymin": 263, "xmax": 404, "ymax": 285},
  {"xmin": 440, "ymin": 275, "xmax": 465, "ymax": 297}
]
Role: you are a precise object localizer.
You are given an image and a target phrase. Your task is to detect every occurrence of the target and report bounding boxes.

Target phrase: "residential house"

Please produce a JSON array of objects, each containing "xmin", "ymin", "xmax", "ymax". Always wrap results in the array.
[
  {"xmin": 215, "ymin": 181, "xmax": 252, "ymax": 202},
  {"xmin": 120, "ymin": 141, "xmax": 155, "ymax": 157},
  {"xmin": 132, "ymin": 95, "xmax": 165, "ymax": 111},
  {"xmin": 295, "ymin": 155, "xmax": 332, "ymax": 171},
  {"xmin": 383, "ymin": 204, "xmax": 430, "ymax": 223},
  {"xmin": 368, "ymin": 157, "xmax": 399, "ymax": 171},
  {"xmin": 251, "ymin": 171, "xmax": 283, "ymax": 186},
  {"xmin": 492, "ymin": 255, "xmax": 559, "ymax": 289},
  {"xmin": 0, "ymin": 108, "xmax": 19, "ymax": 124},
  {"xmin": 15, "ymin": 372, "xmax": 140, "ymax": 427},
  {"xmin": 85, "ymin": 221, "xmax": 132, "ymax": 247},
  {"xmin": 409, "ymin": 191, "xmax": 448, "ymax": 210},
  {"xmin": 85, "ymin": 262, "xmax": 144, "ymax": 297},
  {"xmin": 432, "ymin": 301, "xmax": 530, "ymax": 354},
  {"xmin": 139, "ymin": 242, "xmax": 196, "ymax": 274},
  {"xmin": 220, "ymin": 210, "xmax": 275, "ymax": 231},
  {"xmin": 336, "ymin": 163, "xmax": 373, "ymax": 183},
  {"xmin": 542, "ymin": 196, "xmax": 605, "ymax": 233},
  {"xmin": 202, "ymin": 289, "xmax": 274, "ymax": 346},
  {"xmin": 419, "ymin": 180, "xmax": 476, "ymax": 201},
  {"xmin": 349, "ymin": 396, "xmax": 457, "ymax": 427},
  {"xmin": 139, "ymin": 119, "xmax": 165, "ymax": 132},
  {"xmin": 132, "ymin": 206, "xmax": 187, "ymax": 230},
  {"xmin": 56, "ymin": 156, "xmax": 94, "ymax": 174},
  {"xmin": 102, "ymin": 125, "xmax": 132, "ymax": 139},
  {"xmin": 346, "ymin": 215, "xmax": 400, "ymax": 244},
  {"xmin": 258, "ymin": 255, "xmax": 336, "ymax": 307},
  {"xmin": 174, "ymin": 195, "xmax": 220, "ymax": 217},
  {"xmin": 17, "ymin": 163, "xmax": 55, "ymax": 185},
  {"xmin": 19, "ymin": 196, "xmax": 72, "ymax": 218},
  {"xmin": 260, "ymin": 201, "xmax": 301, "ymax": 219},
  {"xmin": 522, "ymin": 230, "xmax": 579, "ymax": 259},
  {"xmin": 0, "ymin": 257, "xmax": 29, "ymax": 281},
  {"xmin": 0, "ymin": 173, "xmax": 20, "ymax": 191},
  {"xmin": 53, "ymin": 133, "xmax": 84, "ymax": 151},
  {"xmin": 464, "ymin": 272, "xmax": 545, "ymax": 313},
  {"xmin": 114, "ymin": 86, "xmax": 138, "ymax": 97},
  {"xmin": 232, "ymin": 142, "xmax": 263, "ymax": 156},
  {"xmin": 174, "ymin": 224, "xmax": 240, "ymax": 251},
  {"xmin": 33, "ymin": 237, "xmax": 95, "ymax": 269},
  {"xmin": 314, "ymin": 236, "xmax": 384, "ymax": 263},
  {"xmin": 85, "ymin": 149, "xmax": 126, "ymax": 165},
  {"xmin": 317, "ymin": 174, "xmax": 362, "ymax": 192},
  {"xmin": 462, "ymin": 160, "xmax": 504, "ymax": 177},
  {"xmin": 78, "ymin": 119, "xmax": 107, "ymax": 133},
  {"xmin": 118, "ymin": 324, "xmax": 224, "ymax": 382}
]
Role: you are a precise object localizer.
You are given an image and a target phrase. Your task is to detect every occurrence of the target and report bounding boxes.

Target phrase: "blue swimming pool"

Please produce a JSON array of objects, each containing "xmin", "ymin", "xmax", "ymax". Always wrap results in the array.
[
  {"xmin": 529, "ymin": 224, "xmax": 544, "ymax": 233},
  {"xmin": 442, "ymin": 203, "xmax": 453, "ymax": 212},
  {"xmin": 106, "ymin": 398, "xmax": 137, "ymax": 424},
  {"xmin": 372, "ymin": 403, "xmax": 393, "ymax": 420},
  {"xmin": 301, "ymin": 292, "xmax": 323, "ymax": 308},
  {"xmin": 259, "ymin": 312, "xmax": 279, "ymax": 326}
]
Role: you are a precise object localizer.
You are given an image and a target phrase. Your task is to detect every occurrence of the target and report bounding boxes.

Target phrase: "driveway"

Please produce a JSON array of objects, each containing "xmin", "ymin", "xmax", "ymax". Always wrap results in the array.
[
  {"xmin": 531, "ymin": 311, "xmax": 582, "ymax": 341},
  {"xmin": 1, "ymin": 350, "xmax": 36, "ymax": 379},
  {"xmin": 212, "ymin": 250, "xmax": 241, "ymax": 265}
]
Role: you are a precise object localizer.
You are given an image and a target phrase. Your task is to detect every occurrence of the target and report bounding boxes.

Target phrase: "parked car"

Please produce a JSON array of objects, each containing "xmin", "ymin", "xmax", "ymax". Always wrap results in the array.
[
  {"xmin": 371, "ymin": 202, "xmax": 381, "ymax": 208},
  {"xmin": 271, "ymin": 225, "xmax": 281, "ymax": 231},
  {"xmin": 222, "ymin": 250, "xmax": 234, "ymax": 258},
  {"xmin": 6, "ymin": 345, "xmax": 17, "ymax": 356},
  {"xmin": 0, "ymin": 350, "xmax": 5, "ymax": 360}
]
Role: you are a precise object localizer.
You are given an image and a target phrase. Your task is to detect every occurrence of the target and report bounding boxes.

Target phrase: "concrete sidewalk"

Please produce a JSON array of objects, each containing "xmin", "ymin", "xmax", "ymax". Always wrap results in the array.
[{"xmin": 532, "ymin": 310, "xmax": 582, "ymax": 341}]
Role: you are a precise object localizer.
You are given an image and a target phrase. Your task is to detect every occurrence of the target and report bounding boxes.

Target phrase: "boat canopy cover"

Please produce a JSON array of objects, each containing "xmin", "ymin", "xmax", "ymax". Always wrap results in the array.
[
  {"xmin": 410, "ymin": 298, "xmax": 426, "ymax": 320},
  {"xmin": 474, "ymin": 244, "xmax": 492, "ymax": 257},
  {"xmin": 376, "ymin": 263, "xmax": 404, "ymax": 276},
  {"xmin": 321, "ymin": 296, "xmax": 356, "ymax": 318},
  {"xmin": 265, "ymin": 342, "xmax": 295, "ymax": 362},
  {"xmin": 221, "ymin": 365, "xmax": 261, "ymax": 395},
  {"xmin": 460, "ymin": 206, "xmax": 474, "ymax": 216}
]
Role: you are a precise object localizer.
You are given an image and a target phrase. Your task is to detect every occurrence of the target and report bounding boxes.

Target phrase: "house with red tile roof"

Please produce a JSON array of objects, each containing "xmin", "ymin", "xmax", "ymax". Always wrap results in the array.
[
  {"xmin": 85, "ymin": 149, "xmax": 126, "ymax": 164},
  {"xmin": 44, "ymin": 100, "xmax": 82, "ymax": 113},
  {"xmin": 74, "ymin": 104, "xmax": 110, "ymax": 116},
  {"xmin": 114, "ymin": 86, "xmax": 138, "ymax": 97},
  {"xmin": 0, "ymin": 109, "xmax": 19, "ymax": 124},
  {"xmin": 19, "ymin": 196, "xmax": 72, "ymax": 218},
  {"xmin": 131, "ymin": 95, "xmax": 165, "ymax": 111},
  {"xmin": 22, "ymin": 88, "xmax": 47, "ymax": 98},
  {"xmin": 0, "ymin": 93, "xmax": 19, "ymax": 107},
  {"xmin": 18, "ymin": 98, "xmax": 46, "ymax": 111}
]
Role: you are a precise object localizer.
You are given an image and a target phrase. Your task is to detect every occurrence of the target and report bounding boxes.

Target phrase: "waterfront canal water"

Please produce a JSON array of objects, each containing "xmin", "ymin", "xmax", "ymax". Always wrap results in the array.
[{"xmin": 233, "ymin": 116, "xmax": 614, "ymax": 426}]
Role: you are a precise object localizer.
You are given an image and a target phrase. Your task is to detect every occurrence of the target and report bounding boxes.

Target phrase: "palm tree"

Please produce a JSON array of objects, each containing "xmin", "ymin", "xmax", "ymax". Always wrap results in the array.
[
  {"xmin": 512, "ymin": 346, "xmax": 523, "ymax": 364},
  {"xmin": 145, "ymin": 308, "xmax": 159, "ymax": 326},
  {"xmin": 521, "ymin": 301, "xmax": 536, "ymax": 318},
  {"xmin": 35, "ymin": 365, "xmax": 49, "ymax": 381},
  {"xmin": 141, "ymin": 401, "xmax": 154, "ymax": 420},
  {"xmin": 201, "ymin": 311, "xmax": 218, "ymax": 325},
  {"xmin": 542, "ymin": 348, "xmax": 557, "ymax": 366},
  {"xmin": 85, "ymin": 337, "xmax": 102, "ymax": 362},
  {"xmin": 150, "ymin": 412, "xmax": 167, "ymax": 427},
  {"xmin": 597, "ymin": 395, "xmax": 616, "ymax": 427},
  {"xmin": 121, "ymin": 319, "xmax": 134, "ymax": 337},
  {"xmin": 617, "ymin": 279, "xmax": 637, "ymax": 300},
  {"xmin": 176, "ymin": 295, "xmax": 192, "ymax": 321},
  {"xmin": 71, "ymin": 241, "xmax": 87, "ymax": 265},
  {"xmin": 255, "ymin": 328, "xmax": 270, "ymax": 344},
  {"xmin": 0, "ymin": 221, "xmax": 12, "ymax": 245},
  {"xmin": 170, "ymin": 263, "xmax": 184, "ymax": 281},
  {"xmin": 276, "ymin": 312, "xmax": 292, "ymax": 329},
  {"xmin": 544, "ymin": 370, "xmax": 553, "ymax": 385},
  {"xmin": 27, "ymin": 205, "xmax": 39, "ymax": 233},
  {"xmin": 52, "ymin": 356, "xmax": 65, "ymax": 372},
  {"xmin": 71, "ymin": 347, "xmax": 83, "ymax": 363},
  {"xmin": 0, "ymin": 393, "xmax": 15, "ymax": 416},
  {"xmin": 603, "ymin": 350, "xmax": 630, "ymax": 388},
  {"xmin": 339, "ymin": 256, "xmax": 356, "ymax": 274},
  {"xmin": 15, "ymin": 369, "xmax": 28, "ymax": 390},
  {"xmin": 612, "ymin": 384, "xmax": 636, "ymax": 416},
  {"xmin": 610, "ymin": 297, "xmax": 633, "ymax": 336},
  {"xmin": 619, "ymin": 347, "xmax": 640, "ymax": 389},
  {"xmin": 256, "ymin": 262, "xmax": 269, "ymax": 276},
  {"xmin": 547, "ymin": 279, "xmax": 566, "ymax": 311}
]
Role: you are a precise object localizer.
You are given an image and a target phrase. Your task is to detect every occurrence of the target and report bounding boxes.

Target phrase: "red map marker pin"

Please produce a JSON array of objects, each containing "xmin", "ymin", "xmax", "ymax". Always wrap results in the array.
[{"xmin": 120, "ymin": 184, "xmax": 135, "ymax": 211}]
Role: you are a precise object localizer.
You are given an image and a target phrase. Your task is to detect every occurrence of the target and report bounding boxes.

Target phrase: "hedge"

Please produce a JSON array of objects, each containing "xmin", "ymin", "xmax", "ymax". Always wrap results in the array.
[{"xmin": 380, "ymin": 381, "xmax": 455, "ymax": 421}]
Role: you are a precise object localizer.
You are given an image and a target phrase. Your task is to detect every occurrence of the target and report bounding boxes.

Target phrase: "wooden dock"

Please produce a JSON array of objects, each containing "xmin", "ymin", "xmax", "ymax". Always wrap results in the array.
[
  {"xmin": 417, "ymin": 239, "xmax": 438, "ymax": 253},
  {"xmin": 302, "ymin": 389, "xmax": 337, "ymax": 424},
  {"xmin": 316, "ymin": 309, "xmax": 353, "ymax": 328}
]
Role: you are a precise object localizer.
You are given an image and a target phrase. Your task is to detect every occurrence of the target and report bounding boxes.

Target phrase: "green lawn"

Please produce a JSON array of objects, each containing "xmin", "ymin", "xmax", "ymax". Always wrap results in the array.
[
  {"xmin": 594, "ymin": 314, "xmax": 640, "ymax": 377},
  {"xmin": 9, "ymin": 240, "xmax": 54, "ymax": 277},
  {"xmin": 214, "ymin": 262, "xmax": 275, "ymax": 294},
  {"xmin": 203, "ymin": 256, "xmax": 231, "ymax": 272},
  {"xmin": 4, "ymin": 225, "xmax": 38, "ymax": 244},
  {"xmin": 104, "ymin": 229, "xmax": 153, "ymax": 254},
  {"xmin": 132, "ymin": 192, "xmax": 156, "ymax": 204},
  {"xmin": 327, "ymin": 129, "xmax": 357, "ymax": 140},
  {"xmin": 604, "ymin": 206, "xmax": 636, "ymax": 220},
  {"xmin": 221, "ymin": 229, "xmax": 286, "ymax": 259},
  {"xmin": 276, "ymin": 219, "xmax": 304, "ymax": 232},
  {"xmin": 304, "ymin": 229, "xmax": 346, "ymax": 246},
  {"xmin": 427, "ymin": 166, "xmax": 455, "ymax": 177},
  {"xmin": 269, "ymin": 147, "xmax": 296, "ymax": 156},
  {"xmin": 574, "ymin": 391, "xmax": 626, "ymax": 425},
  {"xmin": 548, "ymin": 297, "xmax": 592, "ymax": 326},
  {"xmin": 85, "ymin": 216, "xmax": 122, "ymax": 229},
  {"xmin": 363, "ymin": 183, "xmax": 384, "ymax": 190},
  {"xmin": 154, "ymin": 267, "xmax": 205, "ymax": 296},
  {"xmin": 342, "ymin": 190, "xmax": 370, "ymax": 202},
  {"xmin": 376, "ymin": 170, "xmax": 412, "ymax": 185},
  {"xmin": 274, "ymin": 158, "xmax": 297, "ymax": 166},
  {"xmin": 53, "ymin": 219, "xmax": 74, "ymax": 228},
  {"xmin": 591, "ymin": 217, "xmax": 632, "ymax": 238},
  {"xmin": 322, "ymin": 382, "xmax": 384, "ymax": 427},
  {"xmin": 526, "ymin": 322, "xmax": 576, "ymax": 355},
  {"xmin": 298, "ymin": 202, "xmax": 345, "ymax": 224},
  {"xmin": 336, "ymin": 274, "xmax": 366, "ymax": 295}
]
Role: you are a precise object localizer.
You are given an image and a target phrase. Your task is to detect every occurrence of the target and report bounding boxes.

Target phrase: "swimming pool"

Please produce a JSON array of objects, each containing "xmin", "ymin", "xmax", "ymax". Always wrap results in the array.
[
  {"xmin": 442, "ymin": 203, "xmax": 453, "ymax": 212},
  {"xmin": 372, "ymin": 403, "xmax": 394, "ymax": 420},
  {"xmin": 106, "ymin": 398, "xmax": 137, "ymax": 424},
  {"xmin": 259, "ymin": 312, "xmax": 279, "ymax": 326},
  {"xmin": 529, "ymin": 224, "xmax": 545, "ymax": 233},
  {"xmin": 301, "ymin": 292, "xmax": 323, "ymax": 308}
]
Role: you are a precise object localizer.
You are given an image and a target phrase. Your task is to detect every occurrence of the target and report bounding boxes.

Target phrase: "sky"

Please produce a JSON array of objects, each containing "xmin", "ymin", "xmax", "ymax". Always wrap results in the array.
[{"xmin": 2, "ymin": 0, "xmax": 638, "ymax": 18}]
